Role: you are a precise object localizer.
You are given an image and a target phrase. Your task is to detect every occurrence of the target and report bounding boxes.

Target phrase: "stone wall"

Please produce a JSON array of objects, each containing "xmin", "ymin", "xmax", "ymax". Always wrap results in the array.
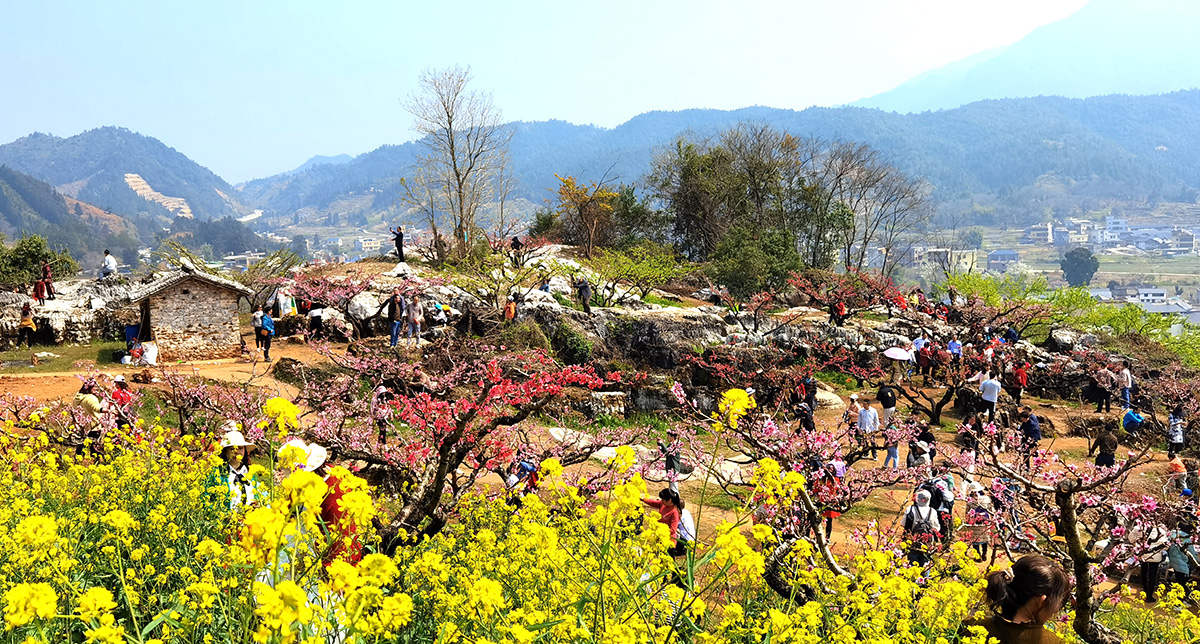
[{"xmin": 148, "ymin": 278, "xmax": 242, "ymax": 360}]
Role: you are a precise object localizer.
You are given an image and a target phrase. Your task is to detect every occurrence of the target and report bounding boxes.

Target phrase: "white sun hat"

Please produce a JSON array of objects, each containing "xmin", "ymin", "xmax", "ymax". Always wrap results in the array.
[{"xmin": 219, "ymin": 429, "xmax": 252, "ymax": 449}]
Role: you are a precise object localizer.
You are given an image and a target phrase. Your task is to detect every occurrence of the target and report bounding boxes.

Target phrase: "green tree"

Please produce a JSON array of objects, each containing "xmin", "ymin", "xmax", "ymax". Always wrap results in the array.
[
  {"xmin": 0, "ymin": 234, "xmax": 79, "ymax": 285},
  {"xmin": 706, "ymin": 226, "xmax": 801, "ymax": 299},
  {"xmin": 958, "ymin": 228, "xmax": 984, "ymax": 250},
  {"xmin": 1060, "ymin": 247, "xmax": 1100, "ymax": 287},
  {"xmin": 589, "ymin": 241, "xmax": 692, "ymax": 305}
]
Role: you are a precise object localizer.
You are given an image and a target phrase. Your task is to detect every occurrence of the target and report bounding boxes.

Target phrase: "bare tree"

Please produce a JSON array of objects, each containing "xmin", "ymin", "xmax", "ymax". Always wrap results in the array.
[{"xmin": 402, "ymin": 66, "xmax": 511, "ymax": 259}]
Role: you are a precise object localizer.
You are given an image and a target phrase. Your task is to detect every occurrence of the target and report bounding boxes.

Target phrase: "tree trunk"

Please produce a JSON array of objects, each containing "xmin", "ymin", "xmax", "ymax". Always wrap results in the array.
[{"xmin": 1056, "ymin": 483, "xmax": 1122, "ymax": 644}]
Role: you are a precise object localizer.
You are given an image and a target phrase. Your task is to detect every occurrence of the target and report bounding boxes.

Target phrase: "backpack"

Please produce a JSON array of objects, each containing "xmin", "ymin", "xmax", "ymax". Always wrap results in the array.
[{"xmin": 909, "ymin": 506, "xmax": 936, "ymax": 535}]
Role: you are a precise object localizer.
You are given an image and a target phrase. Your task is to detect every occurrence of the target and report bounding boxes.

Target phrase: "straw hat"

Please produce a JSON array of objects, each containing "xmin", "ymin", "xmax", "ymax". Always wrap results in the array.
[{"xmin": 219, "ymin": 430, "xmax": 252, "ymax": 450}]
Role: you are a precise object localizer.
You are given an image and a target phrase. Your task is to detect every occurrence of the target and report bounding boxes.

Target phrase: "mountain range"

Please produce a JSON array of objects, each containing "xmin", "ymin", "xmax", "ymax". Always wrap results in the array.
[{"xmin": 854, "ymin": 0, "xmax": 1200, "ymax": 113}]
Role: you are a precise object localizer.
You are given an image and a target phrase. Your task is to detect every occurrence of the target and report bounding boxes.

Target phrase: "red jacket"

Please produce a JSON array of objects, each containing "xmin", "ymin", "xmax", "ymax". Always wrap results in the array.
[
  {"xmin": 320, "ymin": 473, "xmax": 362, "ymax": 565},
  {"xmin": 643, "ymin": 499, "xmax": 680, "ymax": 541},
  {"xmin": 1015, "ymin": 367, "xmax": 1028, "ymax": 387}
]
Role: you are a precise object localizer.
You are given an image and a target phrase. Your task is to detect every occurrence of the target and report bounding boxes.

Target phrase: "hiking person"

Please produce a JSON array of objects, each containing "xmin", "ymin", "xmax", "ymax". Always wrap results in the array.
[
  {"xmin": 1093, "ymin": 364, "xmax": 1116, "ymax": 413},
  {"xmin": 1089, "ymin": 425, "xmax": 1119, "ymax": 467},
  {"xmin": 99, "ymin": 249, "xmax": 118, "ymax": 278},
  {"xmin": 259, "ymin": 309, "xmax": 275, "ymax": 362},
  {"xmin": 923, "ymin": 467, "xmax": 956, "ymax": 542},
  {"xmin": 33, "ymin": 279, "xmax": 46, "ymax": 306},
  {"xmin": 406, "ymin": 292, "xmax": 424, "ymax": 347},
  {"xmin": 252, "ymin": 305, "xmax": 264, "ymax": 350},
  {"xmin": 965, "ymin": 482, "xmax": 993, "ymax": 560},
  {"xmin": 882, "ymin": 422, "xmax": 901, "ymax": 470},
  {"xmin": 658, "ymin": 430, "xmax": 682, "ymax": 494},
  {"xmin": 307, "ymin": 304, "xmax": 325, "ymax": 339},
  {"xmin": 384, "ymin": 289, "xmax": 406, "ymax": 348},
  {"xmin": 1169, "ymin": 405, "xmax": 1186, "ymax": 459},
  {"xmin": 388, "ymin": 225, "xmax": 405, "ymax": 261},
  {"xmin": 800, "ymin": 374, "xmax": 818, "ymax": 411},
  {"xmin": 16, "ymin": 303, "xmax": 36, "ymax": 348},
  {"xmin": 794, "ymin": 402, "xmax": 816, "ymax": 434},
  {"xmin": 1119, "ymin": 361, "xmax": 1134, "ymax": 409},
  {"xmin": 903, "ymin": 489, "xmax": 941, "ymax": 565},
  {"xmin": 978, "ymin": 372, "xmax": 1002, "ymax": 423},
  {"xmin": 204, "ymin": 424, "xmax": 258, "ymax": 511},
  {"xmin": 962, "ymin": 555, "xmax": 1071, "ymax": 644},
  {"xmin": 575, "ymin": 278, "xmax": 593, "ymax": 314}
]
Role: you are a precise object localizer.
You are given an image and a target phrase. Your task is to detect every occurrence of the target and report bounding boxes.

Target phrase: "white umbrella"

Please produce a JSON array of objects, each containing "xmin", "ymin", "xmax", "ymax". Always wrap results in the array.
[{"xmin": 883, "ymin": 347, "xmax": 912, "ymax": 361}]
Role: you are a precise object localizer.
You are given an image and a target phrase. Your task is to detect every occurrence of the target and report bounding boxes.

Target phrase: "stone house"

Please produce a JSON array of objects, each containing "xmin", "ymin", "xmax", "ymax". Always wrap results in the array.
[{"xmin": 128, "ymin": 270, "xmax": 252, "ymax": 361}]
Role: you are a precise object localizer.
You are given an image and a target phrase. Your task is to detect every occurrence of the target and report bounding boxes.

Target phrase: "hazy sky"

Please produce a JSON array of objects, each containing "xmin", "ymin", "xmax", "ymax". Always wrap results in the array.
[{"xmin": 0, "ymin": 0, "xmax": 1089, "ymax": 181}]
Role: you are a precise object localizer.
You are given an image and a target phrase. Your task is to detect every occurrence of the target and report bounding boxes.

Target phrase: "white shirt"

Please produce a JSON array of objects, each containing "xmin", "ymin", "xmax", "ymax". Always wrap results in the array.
[
  {"xmin": 678, "ymin": 508, "xmax": 696, "ymax": 542},
  {"xmin": 858, "ymin": 406, "xmax": 879, "ymax": 434},
  {"xmin": 1120, "ymin": 369, "xmax": 1133, "ymax": 389},
  {"xmin": 912, "ymin": 337, "xmax": 928, "ymax": 351},
  {"xmin": 227, "ymin": 464, "xmax": 254, "ymax": 510},
  {"xmin": 980, "ymin": 378, "xmax": 1003, "ymax": 403},
  {"xmin": 252, "ymin": 311, "xmax": 264, "ymax": 328},
  {"xmin": 102, "ymin": 254, "xmax": 118, "ymax": 271}
]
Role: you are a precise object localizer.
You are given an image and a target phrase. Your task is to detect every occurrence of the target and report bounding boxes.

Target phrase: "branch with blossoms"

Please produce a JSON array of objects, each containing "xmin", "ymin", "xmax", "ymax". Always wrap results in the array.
[{"xmin": 788, "ymin": 268, "xmax": 905, "ymax": 323}]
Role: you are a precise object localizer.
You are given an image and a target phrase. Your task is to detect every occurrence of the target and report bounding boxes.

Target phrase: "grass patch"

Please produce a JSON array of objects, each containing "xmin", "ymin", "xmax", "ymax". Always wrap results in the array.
[
  {"xmin": 815, "ymin": 369, "xmax": 856, "ymax": 391},
  {"xmin": 643, "ymin": 293, "xmax": 686, "ymax": 308},
  {"xmin": 690, "ymin": 488, "xmax": 744, "ymax": 511},
  {"xmin": 0, "ymin": 340, "xmax": 127, "ymax": 373}
]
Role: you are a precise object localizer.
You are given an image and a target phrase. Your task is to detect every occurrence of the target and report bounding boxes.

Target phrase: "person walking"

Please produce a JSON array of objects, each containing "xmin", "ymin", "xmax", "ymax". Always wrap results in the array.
[
  {"xmin": 882, "ymin": 421, "xmax": 901, "ymax": 469},
  {"xmin": 16, "ymin": 303, "xmax": 36, "ymax": 348},
  {"xmin": 251, "ymin": 305, "xmax": 264, "ymax": 350},
  {"xmin": 979, "ymin": 372, "xmax": 1002, "ymax": 423},
  {"xmin": 1018, "ymin": 408, "xmax": 1042, "ymax": 470},
  {"xmin": 384, "ymin": 289, "xmax": 406, "ymax": 348},
  {"xmin": 259, "ymin": 309, "xmax": 275, "ymax": 362},
  {"xmin": 658, "ymin": 430, "xmax": 682, "ymax": 495},
  {"xmin": 99, "ymin": 249, "xmax": 118, "ymax": 279},
  {"xmin": 1119, "ymin": 361, "xmax": 1134, "ymax": 409},
  {"xmin": 1089, "ymin": 426, "xmax": 1119, "ymax": 467},
  {"xmin": 1169, "ymin": 405, "xmax": 1186, "ymax": 459},
  {"xmin": 389, "ymin": 225, "xmax": 406, "ymax": 262},
  {"xmin": 1094, "ymin": 365, "xmax": 1115, "ymax": 413},
  {"xmin": 405, "ymin": 293, "xmax": 424, "ymax": 347},
  {"xmin": 503, "ymin": 295, "xmax": 517, "ymax": 326},
  {"xmin": 963, "ymin": 555, "xmax": 1071, "ymax": 643},
  {"xmin": 903, "ymin": 489, "xmax": 941, "ymax": 565},
  {"xmin": 1011, "ymin": 362, "xmax": 1028, "ymax": 406}
]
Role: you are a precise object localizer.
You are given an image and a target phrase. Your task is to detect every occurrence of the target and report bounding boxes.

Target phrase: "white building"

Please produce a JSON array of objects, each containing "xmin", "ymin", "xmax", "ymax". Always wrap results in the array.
[
  {"xmin": 1137, "ymin": 287, "xmax": 1167, "ymax": 304},
  {"xmin": 355, "ymin": 238, "xmax": 383, "ymax": 252}
]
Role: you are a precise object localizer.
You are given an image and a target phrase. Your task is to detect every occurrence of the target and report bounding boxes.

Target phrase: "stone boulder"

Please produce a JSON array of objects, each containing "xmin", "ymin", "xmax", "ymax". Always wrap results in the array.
[
  {"xmin": 592, "ymin": 306, "xmax": 728, "ymax": 369},
  {"xmin": 1048, "ymin": 327, "xmax": 1078, "ymax": 353}
]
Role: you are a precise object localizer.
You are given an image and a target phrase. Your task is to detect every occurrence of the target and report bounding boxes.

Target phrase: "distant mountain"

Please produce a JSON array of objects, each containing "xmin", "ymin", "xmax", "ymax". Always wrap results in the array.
[
  {"xmin": 0, "ymin": 165, "xmax": 138, "ymax": 256},
  {"xmin": 0, "ymin": 127, "xmax": 249, "ymax": 221},
  {"xmin": 287, "ymin": 154, "xmax": 354, "ymax": 175},
  {"xmin": 855, "ymin": 0, "xmax": 1200, "ymax": 113},
  {"xmin": 239, "ymin": 91, "xmax": 1200, "ymax": 223}
]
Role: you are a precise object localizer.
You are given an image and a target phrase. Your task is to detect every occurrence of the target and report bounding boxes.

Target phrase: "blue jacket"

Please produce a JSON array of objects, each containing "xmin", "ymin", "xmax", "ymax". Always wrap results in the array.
[{"xmin": 261, "ymin": 315, "xmax": 275, "ymax": 336}]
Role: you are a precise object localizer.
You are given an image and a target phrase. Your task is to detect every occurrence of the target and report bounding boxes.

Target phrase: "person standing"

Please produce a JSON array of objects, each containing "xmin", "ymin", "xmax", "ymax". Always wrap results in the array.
[
  {"xmin": 876, "ymin": 382, "xmax": 897, "ymax": 428},
  {"xmin": 576, "ymin": 278, "xmax": 593, "ymax": 314},
  {"xmin": 1011, "ymin": 362, "xmax": 1028, "ymax": 406},
  {"xmin": 384, "ymin": 289, "xmax": 406, "ymax": 348},
  {"xmin": 99, "ymin": 249, "xmax": 118, "ymax": 278},
  {"xmin": 16, "ymin": 303, "xmax": 36, "ymax": 348},
  {"xmin": 251, "ymin": 305, "xmax": 264, "ymax": 350},
  {"xmin": 32, "ymin": 279, "xmax": 46, "ymax": 306},
  {"xmin": 40, "ymin": 260, "xmax": 55, "ymax": 300},
  {"xmin": 1138, "ymin": 522, "xmax": 1170, "ymax": 603},
  {"xmin": 1167, "ymin": 520, "xmax": 1196, "ymax": 602},
  {"xmin": 1119, "ymin": 361, "xmax": 1134, "ymax": 409},
  {"xmin": 317, "ymin": 447, "xmax": 363, "ymax": 566},
  {"xmin": 1093, "ymin": 365, "xmax": 1115, "ymax": 413},
  {"xmin": 882, "ymin": 421, "xmax": 901, "ymax": 470},
  {"xmin": 73, "ymin": 378, "xmax": 107, "ymax": 455},
  {"xmin": 979, "ymin": 373, "xmax": 1002, "ymax": 423},
  {"xmin": 308, "ymin": 305, "xmax": 325, "ymax": 339},
  {"xmin": 801, "ymin": 374, "xmax": 818, "ymax": 411},
  {"xmin": 389, "ymin": 225, "xmax": 406, "ymax": 262},
  {"xmin": 1018, "ymin": 409, "xmax": 1042, "ymax": 470},
  {"xmin": 503, "ymin": 296, "xmax": 517, "ymax": 325},
  {"xmin": 903, "ymin": 489, "xmax": 941, "ymax": 565},
  {"xmin": 259, "ymin": 309, "xmax": 275, "ymax": 362},
  {"xmin": 406, "ymin": 292, "xmax": 424, "ymax": 347},
  {"xmin": 1089, "ymin": 426, "xmax": 1119, "ymax": 467},
  {"xmin": 857, "ymin": 401, "xmax": 880, "ymax": 460},
  {"xmin": 812, "ymin": 467, "xmax": 842, "ymax": 541},
  {"xmin": 658, "ymin": 431, "xmax": 682, "ymax": 495},
  {"xmin": 1168, "ymin": 405, "xmax": 1186, "ymax": 459},
  {"xmin": 948, "ymin": 336, "xmax": 962, "ymax": 363}
]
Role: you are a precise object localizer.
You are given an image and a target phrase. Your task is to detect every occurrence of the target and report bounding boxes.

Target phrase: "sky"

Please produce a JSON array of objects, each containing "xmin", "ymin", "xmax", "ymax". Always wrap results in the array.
[{"xmin": 0, "ymin": 0, "xmax": 1090, "ymax": 182}]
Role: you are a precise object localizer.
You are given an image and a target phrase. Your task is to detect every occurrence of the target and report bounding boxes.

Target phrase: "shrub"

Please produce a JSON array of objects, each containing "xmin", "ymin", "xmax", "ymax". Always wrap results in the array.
[
  {"xmin": 551, "ymin": 323, "xmax": 593, "ymax": 365},
  {"xmin": 499, "ymin": 318, "xmax": 550, "ymax": 351}
]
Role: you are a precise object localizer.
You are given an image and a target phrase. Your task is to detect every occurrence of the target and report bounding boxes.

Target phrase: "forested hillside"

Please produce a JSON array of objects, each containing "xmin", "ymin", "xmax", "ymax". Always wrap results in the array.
[
  {"xmin": 239, "ymin": 91, "xmax": 1200, "ymax": 223},
  {"xmin": 0, "ymin": 127, "xmax": 248, "ymax": 221},
  {"xmin": 0, "ymin": 165, "xmax": 139, "ymax": 259}
]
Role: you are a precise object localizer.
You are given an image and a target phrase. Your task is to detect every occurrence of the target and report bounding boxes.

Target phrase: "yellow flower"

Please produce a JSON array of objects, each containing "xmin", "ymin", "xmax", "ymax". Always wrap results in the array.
[
  {"xmin": 83, "ymin": 613, "xmax": 125, "ymax": 644},
  {"xmin": 358, "ymin": 553, "xmax": 398, "ymax": 586},
  {"xmin": 280, "ymin": 469, "xmax": 327, "ymax": 512},
  {"xmin": 718, "ymin": 388, "xmax": 755, "ymax": 429},
  {"xmin": 4, "ymin": 582, "xmax": 56, "ymax": 628},
  {"xmin": 77, "ymin": 587, "xmax": 117, "ymax": 621},
  {"xmin": 262, "ymin": 397, "xmax": 300, "ymax": 437},
  {"xmin": 612, "ymin": 445, "xmax": 636, "ymax": 473},
  {"xmin": 378, "ymin": 593, "xmax": 414, "ymax": 630},
  {"xmin": 102, "ymin": 509, "xmax": 138, "ymax": 533},
  {"xmin": 469, "ymin": 578, "xmax": 505, "ymax": 615},
  {"xmin": 14, "ymin": 515, "xmax": 57, "ymax": 550}
]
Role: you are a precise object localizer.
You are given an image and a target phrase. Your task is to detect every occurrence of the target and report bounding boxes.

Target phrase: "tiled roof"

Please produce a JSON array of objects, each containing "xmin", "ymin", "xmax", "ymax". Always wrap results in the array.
[{"xmin": 128, "ymin": 269, "xmax": 253, "ymax": 302}]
